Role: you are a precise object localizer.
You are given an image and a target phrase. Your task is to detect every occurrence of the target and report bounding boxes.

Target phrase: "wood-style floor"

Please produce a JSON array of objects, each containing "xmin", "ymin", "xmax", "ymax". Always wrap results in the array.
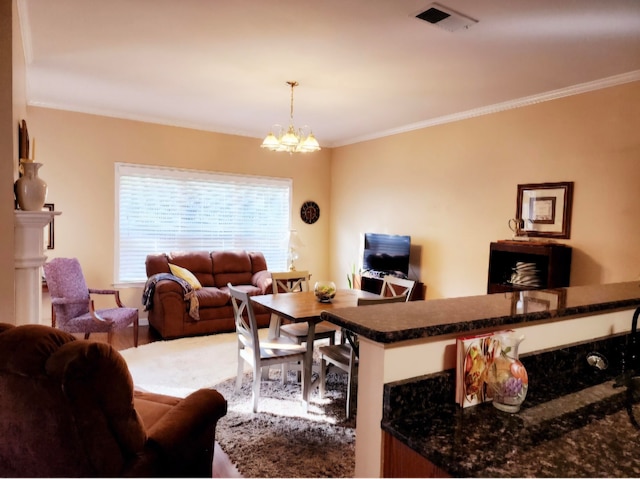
[
  {"xmin": 111, "ymin": 322, "xmax": 162, "ymax": 350},
  {"xmin": 107, "ymin": 324, "xmax": 242, "ymax": 478}
]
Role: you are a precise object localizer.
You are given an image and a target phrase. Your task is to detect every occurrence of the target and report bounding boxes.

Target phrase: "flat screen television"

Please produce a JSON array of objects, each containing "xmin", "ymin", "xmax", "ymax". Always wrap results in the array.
[{"xmin": 362, "ymin": 233, "xmax": 411, "ymax": 279}]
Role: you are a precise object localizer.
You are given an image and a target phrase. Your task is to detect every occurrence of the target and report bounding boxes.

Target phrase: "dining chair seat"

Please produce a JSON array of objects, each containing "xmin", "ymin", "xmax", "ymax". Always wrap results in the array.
[{"xmin": 279, "ymin": 321, "xmax": 337, "ymax": 343}]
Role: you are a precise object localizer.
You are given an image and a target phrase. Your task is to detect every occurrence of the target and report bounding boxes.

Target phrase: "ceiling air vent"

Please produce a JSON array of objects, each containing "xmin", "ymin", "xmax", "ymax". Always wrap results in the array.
[{"xmin": 414, "ymin": 3, "xmax": 478, "ymax": 32}]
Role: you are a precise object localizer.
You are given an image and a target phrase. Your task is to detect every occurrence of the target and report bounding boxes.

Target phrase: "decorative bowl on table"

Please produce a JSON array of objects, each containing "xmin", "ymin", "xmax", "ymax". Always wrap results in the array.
[{"xmin": 314, "ymin": 281, "xmax": 336, "ymax": 303}]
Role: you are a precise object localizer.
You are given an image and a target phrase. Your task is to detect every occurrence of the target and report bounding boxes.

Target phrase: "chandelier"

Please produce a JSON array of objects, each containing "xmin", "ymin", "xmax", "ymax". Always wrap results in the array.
[{"xmin": 261, "ymin": 81, "xmax": 321, "ymax": 154}]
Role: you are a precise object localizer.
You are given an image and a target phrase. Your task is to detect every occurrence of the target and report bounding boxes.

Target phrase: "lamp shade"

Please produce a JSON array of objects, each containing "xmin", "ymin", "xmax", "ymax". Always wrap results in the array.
[{"xmin": 261, "ymin": 132, "xmax": 279, "ymax": 149}]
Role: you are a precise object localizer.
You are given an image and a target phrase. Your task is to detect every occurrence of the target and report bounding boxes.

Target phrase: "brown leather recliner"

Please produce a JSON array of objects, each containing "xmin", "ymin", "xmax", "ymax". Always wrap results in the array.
[{"xmin": 0, "ymin": 323, "xmax": 227, "ymax": 477}]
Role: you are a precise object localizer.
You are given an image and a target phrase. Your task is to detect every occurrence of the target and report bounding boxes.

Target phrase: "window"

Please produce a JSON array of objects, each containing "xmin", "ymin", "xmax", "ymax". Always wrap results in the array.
[{"xmin": 116, "ymin": 163, "xmax": 291, "ymax": 284}]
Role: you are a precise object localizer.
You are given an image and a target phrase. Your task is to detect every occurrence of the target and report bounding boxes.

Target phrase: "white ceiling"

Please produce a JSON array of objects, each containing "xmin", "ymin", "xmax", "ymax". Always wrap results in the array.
[{"xmin": 19, "ymin": 0, "xmax": 640, "ymax": 147}]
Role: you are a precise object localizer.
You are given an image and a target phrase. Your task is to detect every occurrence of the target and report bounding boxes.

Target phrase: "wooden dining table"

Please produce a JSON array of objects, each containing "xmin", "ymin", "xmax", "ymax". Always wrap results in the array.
[{"xmin": 250, "ymin": 288, "xmax": 379, "ymax": 409}]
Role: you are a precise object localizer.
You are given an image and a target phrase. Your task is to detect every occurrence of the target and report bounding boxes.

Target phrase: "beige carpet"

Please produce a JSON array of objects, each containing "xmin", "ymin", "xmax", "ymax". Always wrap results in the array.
[
  {"xmin": 120, "ymin": 332, "xmax": 356, "ymax": 478},
  {"xmin": 120, "ymin": 330, "xmax": 256, "ymax": 397}
]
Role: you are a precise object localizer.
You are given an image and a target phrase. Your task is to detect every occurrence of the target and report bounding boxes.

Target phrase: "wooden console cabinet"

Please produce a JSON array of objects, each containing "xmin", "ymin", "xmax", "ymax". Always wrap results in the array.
[{"xmin": 487, "ymin": 241, "xmax": 572, "ymax": 294}]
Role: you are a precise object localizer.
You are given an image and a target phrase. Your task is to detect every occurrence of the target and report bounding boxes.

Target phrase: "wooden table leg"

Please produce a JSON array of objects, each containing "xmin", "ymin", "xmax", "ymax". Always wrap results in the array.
[
  {"xmin": 267, "ymin": 312, "xmax": 281, "ymax": 339},
  {"xmin": 302, "ymin": 320, "xmax": 316, "ymax": 411}
]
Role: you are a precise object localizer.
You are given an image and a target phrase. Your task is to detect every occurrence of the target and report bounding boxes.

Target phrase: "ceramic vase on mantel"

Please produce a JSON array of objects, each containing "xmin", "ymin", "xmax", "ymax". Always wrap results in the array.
[{"xmin": 15, "ymin": 160, "xmax": 48, "ymax": 211}]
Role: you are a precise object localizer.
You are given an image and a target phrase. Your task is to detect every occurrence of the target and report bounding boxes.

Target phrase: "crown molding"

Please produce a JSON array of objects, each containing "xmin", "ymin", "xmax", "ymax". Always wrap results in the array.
[
  {"xmin": 336, "ymin": 70, "xmax": 640, "ymax": 148},
  {"xmin": 27, "ymin": 70, "xmax": 640, "ymax": 149},
  {"xmin": 26, "ymin": 100, "xmax": 259, "ymax": 140}
]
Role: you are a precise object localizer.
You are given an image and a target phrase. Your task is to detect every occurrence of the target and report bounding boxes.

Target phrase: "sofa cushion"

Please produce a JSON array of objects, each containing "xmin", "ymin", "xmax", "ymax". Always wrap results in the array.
[
  {"xmin": 167, "ymin": 251, "xmax": 215, "ymax": 287},
  {"xmin": 211, "ymin": 251, "xmax": 253, "ymax": 287},
  {"xmin": 0, "ymin": 323, "xmax": 76, "ymax": 376},
  {"xmin": 248, "ymin": 251, "xmax": 268, "ymax": 274},
  {"xmin": 219, "ymin": 284, "xmax": 263, "ymax": 297},
  {"xmin": 145, "ymin": 253, "xmax": 170, "ymax": 277},
  {"xmin": 168, "ymin": 263, "xmax": 202, "ymax": 290},
  {"xmin": 196, "ymin": 287, "xmax": 231, "ymax": 308},
  {"xmin": 253, "ymin": 270, "xmax": 273, "ymax": 294}
]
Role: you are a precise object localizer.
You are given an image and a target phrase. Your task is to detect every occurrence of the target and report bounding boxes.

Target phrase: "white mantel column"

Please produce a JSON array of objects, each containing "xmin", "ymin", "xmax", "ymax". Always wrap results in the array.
[{"xmin": 14, "ymin": 210, "xmax": 61, "ymax": 325}]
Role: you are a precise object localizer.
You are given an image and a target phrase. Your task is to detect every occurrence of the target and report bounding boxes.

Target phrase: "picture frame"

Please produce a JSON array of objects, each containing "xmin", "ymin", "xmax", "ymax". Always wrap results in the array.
[
  {"xmin": 18, "ymin": 119, "xmax": 29, "ymax": 179},
  {"xmin": 516, "ymin": 182, "xmax": 573, "ymax": 239},
  {"xmin": 510, "ymin": 289, "xmax": 567, "ymax": 315},
  {"xmin": 18, "ymin": 119, "xmax": 29, "ymax": 162},
  {"xmin": 43, "ymin": 203, "xmax": 55, "ymax": 249}
]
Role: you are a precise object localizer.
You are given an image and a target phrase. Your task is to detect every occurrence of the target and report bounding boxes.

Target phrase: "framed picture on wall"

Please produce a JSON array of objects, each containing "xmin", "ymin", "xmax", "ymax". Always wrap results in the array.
[
  {"xmin": 43, "ymin": 203, "xmax": 55, "ymax": 249},
  {"xmin": 516, "ymin": 182, "xmax": 574, "ymax": 239}
]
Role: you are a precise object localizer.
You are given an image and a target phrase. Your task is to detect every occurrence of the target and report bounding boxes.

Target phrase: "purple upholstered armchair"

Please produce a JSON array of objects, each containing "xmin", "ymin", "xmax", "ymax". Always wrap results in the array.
[{"xmin": 43, "ymin": 257, "xmax": 139, "ymax": 347}]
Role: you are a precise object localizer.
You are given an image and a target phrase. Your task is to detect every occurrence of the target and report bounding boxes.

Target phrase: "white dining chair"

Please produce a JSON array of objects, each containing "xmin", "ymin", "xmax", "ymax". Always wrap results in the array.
[
  {"xmin": 319, "ymin": 294, "xmax": 406, "ymax": 418},
  {"xmin": 228, "ymin": 283, "xmax": 309, "ymax": 413},
  {"xmin": 380, "ymin": 276, "xmax": 416, "ymax": 301}
]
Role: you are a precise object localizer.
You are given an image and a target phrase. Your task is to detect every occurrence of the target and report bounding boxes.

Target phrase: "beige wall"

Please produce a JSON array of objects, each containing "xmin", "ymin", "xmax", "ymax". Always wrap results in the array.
[
  {"xmin": 23, "ymin": 81, "xmax": 640, "ymax": 317},
  {"xmin": 27, "ymin": 108, "xmax": 332, "ymax": 312},
  {"xmin": 331, "ymin": 81, "xmax": 640, "ymax": 299},
  {"xmin": 0, "ymin": 0, "xmax": 25, "ymax": 323}
]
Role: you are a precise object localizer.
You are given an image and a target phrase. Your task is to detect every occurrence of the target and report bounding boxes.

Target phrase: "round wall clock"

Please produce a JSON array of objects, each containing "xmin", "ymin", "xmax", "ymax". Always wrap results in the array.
[{"xmin": 300, "ymin": 201, "xmax": 320, "ymax": 224}]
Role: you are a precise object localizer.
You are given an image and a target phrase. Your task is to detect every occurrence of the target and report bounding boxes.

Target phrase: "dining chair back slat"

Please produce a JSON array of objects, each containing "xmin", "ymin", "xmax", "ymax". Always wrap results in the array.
[
  {"xmin": 271, "ymin": 270, "xmax": 310, "ymax": 294},
  {"xmin": 380, "ymin": 276, "xmax": 416, "ymax": 301}
]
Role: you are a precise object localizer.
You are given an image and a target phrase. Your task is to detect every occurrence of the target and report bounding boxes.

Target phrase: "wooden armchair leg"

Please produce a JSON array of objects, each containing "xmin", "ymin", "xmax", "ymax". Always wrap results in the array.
[{"xmin": 133, "ymin": 318, "xmax": 139, "ymax": 347}]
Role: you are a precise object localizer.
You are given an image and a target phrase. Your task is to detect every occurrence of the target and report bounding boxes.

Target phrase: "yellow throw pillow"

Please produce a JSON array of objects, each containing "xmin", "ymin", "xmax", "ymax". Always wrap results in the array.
[{"xmin": 168, "ymin": 263, "xmax": 202, "ymax": 290}]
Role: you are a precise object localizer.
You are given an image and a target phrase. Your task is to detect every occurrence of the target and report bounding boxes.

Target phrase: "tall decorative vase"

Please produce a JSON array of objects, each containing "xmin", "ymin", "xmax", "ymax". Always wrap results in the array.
[
  {"xmin": 486, "ymin": 332, "xmax": 528, "ymax": 413},
  {"xmin": 15, "ymin": 161, "xmax": 48, "ymax": 211}
]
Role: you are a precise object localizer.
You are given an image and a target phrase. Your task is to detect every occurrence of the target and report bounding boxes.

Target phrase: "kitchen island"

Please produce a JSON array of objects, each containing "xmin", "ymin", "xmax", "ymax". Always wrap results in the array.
[{"xmin": 321, "ymin": 281, "xmax": 640, "ymax": 477}]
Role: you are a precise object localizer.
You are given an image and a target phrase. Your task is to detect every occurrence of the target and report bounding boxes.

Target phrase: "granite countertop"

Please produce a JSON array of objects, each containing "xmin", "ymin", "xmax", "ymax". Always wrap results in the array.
[
  {"xmin": 383, "ymin": 380, "xmax": 640, "ymax": 477},
  {"xmin": 381, "ymin": 332, "xmax": 640, "ymax": 477},
  {"xmin": 321, "ymin": 281, "xmax": 640, "ymax": 343}
]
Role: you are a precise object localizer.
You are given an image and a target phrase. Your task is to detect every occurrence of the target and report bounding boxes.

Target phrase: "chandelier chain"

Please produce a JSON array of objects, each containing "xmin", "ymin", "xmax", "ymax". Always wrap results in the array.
[{"xmin": 287, "ymin": 81, "xmax": 298, "ymax": 123}]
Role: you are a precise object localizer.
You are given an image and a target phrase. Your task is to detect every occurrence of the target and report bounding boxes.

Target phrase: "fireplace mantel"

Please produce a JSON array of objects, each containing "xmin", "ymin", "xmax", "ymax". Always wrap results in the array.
[{"xmin": 14, "ymin": 210, "xmax": 61, "ymax": 325}]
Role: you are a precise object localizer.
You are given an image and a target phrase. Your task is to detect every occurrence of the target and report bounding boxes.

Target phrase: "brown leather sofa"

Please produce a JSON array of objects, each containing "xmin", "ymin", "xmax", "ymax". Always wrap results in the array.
[
  {"xmin": 0, "ymin": 323, "xmax": 227, "ymax": 477},
  {"xmin": 145, "ymin": 250, "xmax": 273, "ymax": 339}
]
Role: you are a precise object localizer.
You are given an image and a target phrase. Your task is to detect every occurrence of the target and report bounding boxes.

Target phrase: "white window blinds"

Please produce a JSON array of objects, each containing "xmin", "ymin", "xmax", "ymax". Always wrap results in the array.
[{"xmin": 116, "ymin": 163, "xmax": 291, "ymax": 284}]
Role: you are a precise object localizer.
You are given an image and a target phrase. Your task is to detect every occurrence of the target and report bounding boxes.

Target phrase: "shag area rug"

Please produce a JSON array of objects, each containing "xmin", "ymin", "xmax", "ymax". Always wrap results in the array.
[{"xmin": 120, "ymin": 332, "xmax": 356, "ymax": 478}]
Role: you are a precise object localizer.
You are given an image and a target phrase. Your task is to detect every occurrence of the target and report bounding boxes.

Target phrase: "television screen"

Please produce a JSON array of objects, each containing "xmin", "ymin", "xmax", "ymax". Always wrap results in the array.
[{"xmin": 362, "ymin": 233, "xmax": 411, "ymax": 278}]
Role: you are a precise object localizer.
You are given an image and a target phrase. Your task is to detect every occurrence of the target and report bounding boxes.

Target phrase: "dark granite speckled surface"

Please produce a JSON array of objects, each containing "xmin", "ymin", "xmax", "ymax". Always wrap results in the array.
[
  {"xmin": 320, "ymin": 281, "xmax": 640, "ymax": 343},
  {"xmin": 382, "ymin": 328, "xmax": 640, "ymax": 477}
]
